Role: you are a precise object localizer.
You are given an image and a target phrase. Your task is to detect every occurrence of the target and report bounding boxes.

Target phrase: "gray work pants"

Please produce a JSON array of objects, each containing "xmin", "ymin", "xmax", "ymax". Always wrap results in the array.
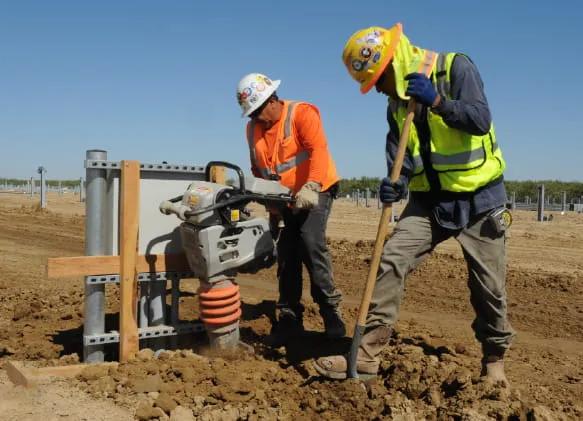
[
  {"xmin": 269, "ymin": 190, "xmax": 342, "ymax": 318},
  {"xmin": 367, "ymin": 199, "xmax": 516, "ymax": 353}
]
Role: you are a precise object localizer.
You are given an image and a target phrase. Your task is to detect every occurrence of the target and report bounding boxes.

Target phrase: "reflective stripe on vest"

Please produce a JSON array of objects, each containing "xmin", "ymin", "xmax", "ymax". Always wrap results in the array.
[
  {"xmin": 431, "ymin": 142, "xmax": 499, "ymax": 166},
  {"xmin": 435, "ymin": 53, "xmax": 450, "ymax": 99},
  {"xmin": 419, "ymin": 50, "xmax": 436, "ymax": 76},
  {"xmin": 390, "ymin": 52, "xmax": 505, "ymax": 192},
  {"xmin": 247, "ymin": 101, "xmax": 309, "ymax": 178},
  {"xmin": 430, "ymin": 53, "xmax": 499, "ymax": 169},
  {"xmin": 390, "ymin": 53, "xmax": 500, "ymax": 169}
]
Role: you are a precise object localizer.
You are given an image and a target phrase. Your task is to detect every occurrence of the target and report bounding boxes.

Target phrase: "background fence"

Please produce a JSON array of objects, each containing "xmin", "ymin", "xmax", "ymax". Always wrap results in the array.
[
  {"xmin": 343, "ymin": 185, "xmax": 583, "ymax": 222},
  {"xmin": 3, "ymin": 173, "xmax": 583, "ymax": 221}
]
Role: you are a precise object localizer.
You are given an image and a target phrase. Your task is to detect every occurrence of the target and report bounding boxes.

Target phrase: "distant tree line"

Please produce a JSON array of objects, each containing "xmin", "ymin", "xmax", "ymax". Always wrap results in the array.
[
  {"xmin": 0, "ymin": 178, "xmax": 82, "ymax": 188},
  {"xmin": 338, "ymin": 178, "xmax": 583, "ymax": 202},
  {"xmin": 3, "ymin": 176, "xmax": 583, "ymax": 203},
  {"xmin": 503, "ymin": 180, "xmax": 583, "ymax": 202}
]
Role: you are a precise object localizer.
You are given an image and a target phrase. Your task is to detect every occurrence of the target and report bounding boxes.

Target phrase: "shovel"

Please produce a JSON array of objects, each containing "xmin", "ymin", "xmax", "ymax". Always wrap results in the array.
[{"xmin": 347, "ymin": 98, "xmax": 416, "ymax": 379}]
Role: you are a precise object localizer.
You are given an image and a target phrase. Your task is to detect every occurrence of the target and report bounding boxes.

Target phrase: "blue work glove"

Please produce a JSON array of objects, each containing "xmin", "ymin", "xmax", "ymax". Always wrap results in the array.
[
  {"xmin": 379, "ymin": 177, "xmax": 408, "ymax": 203},
  {"xmin": 405, "ymin": 72, "xmax": 438, "ymax": 106}
]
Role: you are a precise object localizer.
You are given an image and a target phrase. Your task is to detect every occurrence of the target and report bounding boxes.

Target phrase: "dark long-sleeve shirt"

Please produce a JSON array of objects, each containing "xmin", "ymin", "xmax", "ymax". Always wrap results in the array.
[{"xmin": 385, "ymin": 54, "xmax": 507, "ymax": 230}]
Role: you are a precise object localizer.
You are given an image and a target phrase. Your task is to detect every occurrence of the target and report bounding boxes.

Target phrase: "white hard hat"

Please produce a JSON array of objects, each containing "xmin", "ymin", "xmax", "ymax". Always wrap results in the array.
[{"xmin": 236, "ymin": 73, "xmax": 281, "ymax": 117}]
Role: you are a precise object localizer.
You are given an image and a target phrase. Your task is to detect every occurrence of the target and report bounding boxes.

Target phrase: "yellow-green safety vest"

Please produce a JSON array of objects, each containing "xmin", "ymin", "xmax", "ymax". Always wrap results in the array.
[{"xmin": 390, "ymin": 52, "xmax": 506, "ymax": 193}]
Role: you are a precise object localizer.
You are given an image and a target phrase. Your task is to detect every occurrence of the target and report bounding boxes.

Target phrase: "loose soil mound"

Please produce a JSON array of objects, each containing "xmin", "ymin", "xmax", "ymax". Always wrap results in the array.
[{"xmin": 1, "ymin": 197, "xmax": 582, "ymax": 420}]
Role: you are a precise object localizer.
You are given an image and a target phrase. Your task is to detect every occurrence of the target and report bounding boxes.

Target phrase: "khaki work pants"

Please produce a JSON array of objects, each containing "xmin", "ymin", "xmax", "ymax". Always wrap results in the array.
[{"xmin": 367, "ymin": 199, "xmax": 516, "ymax": 352}]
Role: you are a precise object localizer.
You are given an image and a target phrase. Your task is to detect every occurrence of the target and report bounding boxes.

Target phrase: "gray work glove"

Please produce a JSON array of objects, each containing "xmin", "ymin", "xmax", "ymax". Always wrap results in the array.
[{"xmin": 294, "ymin": 181, "xmax": 321, "ymax": 209}]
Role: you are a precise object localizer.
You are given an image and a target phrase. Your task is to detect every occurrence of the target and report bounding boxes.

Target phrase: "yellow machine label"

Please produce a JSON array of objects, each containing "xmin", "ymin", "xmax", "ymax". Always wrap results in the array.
[{"xmin": 231, "ymin": 209, "xmax": 240, "ymax": 222}]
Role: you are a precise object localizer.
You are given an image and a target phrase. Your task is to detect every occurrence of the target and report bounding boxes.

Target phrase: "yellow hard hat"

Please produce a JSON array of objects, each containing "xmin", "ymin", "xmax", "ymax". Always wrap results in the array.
[{"xmin": 342, "ymin": 23, "xmax": 403, "ymax": 94}]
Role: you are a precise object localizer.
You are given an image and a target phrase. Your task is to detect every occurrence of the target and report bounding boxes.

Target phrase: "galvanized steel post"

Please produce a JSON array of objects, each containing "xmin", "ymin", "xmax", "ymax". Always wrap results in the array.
[
  {"xmin": 79, "ymin": 177, "xmax": 85, "ymax": 202},
  {"xmin": 84, "ymin": 149, "xmax": 108, "ymax": 363},
  {"xmin": 537, "ymin": 184, "xmax": 545, "ymax": 222},
  {"xmin": 38, "ymin": 166, "xmax": 47, "ymax": 209},
  {"xmin": 561, "ymin": 191, "xmax": 567, "ymax": 212}
]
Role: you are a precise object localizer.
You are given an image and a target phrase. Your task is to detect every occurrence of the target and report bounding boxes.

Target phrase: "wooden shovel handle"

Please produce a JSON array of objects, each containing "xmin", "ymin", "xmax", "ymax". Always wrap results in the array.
[
  {"xmin": 347, "ymin": 99, "xmax": 416, "ymax": 379},
  {"xmin": 354, "ymin": 99, "xmax": 416, "ymax": 326}
]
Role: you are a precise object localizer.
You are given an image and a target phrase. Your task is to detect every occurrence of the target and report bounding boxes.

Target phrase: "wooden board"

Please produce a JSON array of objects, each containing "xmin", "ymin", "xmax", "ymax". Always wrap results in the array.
[
  {"xmin": 46, "ymin": 253, "xmax": 191, "ymax": 278},
  {"xmin": 5, "ymin": 361, "xmax": 35, "ymax": 388},
  {"xmin": 210, "ymin": 165, "xmax": 226, "ymax": 184},
  {"xmin": 6, "ymin": 361, "xmax": 118, "ymax": 388},
  {"xmin": 119, "ymin": 160, "xmax": 140, "ymax": 361}
]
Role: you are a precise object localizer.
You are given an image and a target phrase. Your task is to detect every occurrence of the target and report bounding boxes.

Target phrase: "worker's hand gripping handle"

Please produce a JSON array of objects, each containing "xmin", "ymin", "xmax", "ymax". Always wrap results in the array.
[{"xmin": 347, "ymin": 100, "xmax": 416, "ymax": 379}]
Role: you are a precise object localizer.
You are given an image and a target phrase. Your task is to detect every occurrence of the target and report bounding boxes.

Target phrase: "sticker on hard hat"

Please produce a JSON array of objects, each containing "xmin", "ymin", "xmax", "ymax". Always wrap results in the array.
[
  {"xmin": 348, "ymin": 29, "xmax": 387, "ymax": 75},
  {"xmin": 352, "ymin": 60, "xmax": 369, "ymax": 72},
  {"xmin": 356, "ymin": 29, "xmax": 383, "ymax": 46},
  {"xmin": 360, "ymin": 47, "xmax": 372, "ymax": 58}
]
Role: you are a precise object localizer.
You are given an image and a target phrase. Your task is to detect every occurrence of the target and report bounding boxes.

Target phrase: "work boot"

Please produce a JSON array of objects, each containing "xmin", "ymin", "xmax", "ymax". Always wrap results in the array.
[
  {"xmin": 265, "ymin": 309, "xmax": 304, "ymax": 348},
  {"xmin": 480, "ymin": 346, "xmax": 510, "ymax": 387},
  {"xmin": 481, "ymin": 355, "xmax": 509, "ymax": 387},
  {"xmin": 320, "ymin": 307, "xmax": 346, "ymax": 338},
  {"xmin": 312, "ymin": 325, "xmax": 392, "ymax": 382}
]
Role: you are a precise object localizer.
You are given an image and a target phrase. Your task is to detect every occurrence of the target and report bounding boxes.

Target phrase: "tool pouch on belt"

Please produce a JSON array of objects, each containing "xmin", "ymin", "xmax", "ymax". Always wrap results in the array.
[{"xmin": 487, "ymin": 207, "xmax": 512, "ymax": 234}]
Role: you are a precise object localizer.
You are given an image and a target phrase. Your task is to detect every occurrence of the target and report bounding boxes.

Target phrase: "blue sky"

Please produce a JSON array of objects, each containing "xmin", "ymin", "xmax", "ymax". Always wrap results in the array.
[{"xmin": 1, "ymin": 0, "xmax": 581, "ymax": 181}]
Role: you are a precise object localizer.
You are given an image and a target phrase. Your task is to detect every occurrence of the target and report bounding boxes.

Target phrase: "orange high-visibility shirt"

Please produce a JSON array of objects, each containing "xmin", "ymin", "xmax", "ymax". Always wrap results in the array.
[{"xmin": 246, "ymin": 100, "xmax": 339, "ymax": 195}]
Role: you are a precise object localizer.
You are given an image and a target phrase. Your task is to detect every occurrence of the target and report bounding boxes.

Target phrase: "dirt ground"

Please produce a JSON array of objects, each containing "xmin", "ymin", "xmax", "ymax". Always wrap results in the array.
[{"xmin": 1, "ymin": 191, "xmax": 582, "ymax": 420}]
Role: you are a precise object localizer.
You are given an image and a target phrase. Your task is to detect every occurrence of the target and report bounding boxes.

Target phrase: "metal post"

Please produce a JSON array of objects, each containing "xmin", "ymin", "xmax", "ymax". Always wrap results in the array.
[
  {"xmin": 561, "ymin": 191, "xmax": 567, "ymax": 212},
  {"xmin": 38, "ymin": 166, "xmax": 47, "ymax": 209},
  {"xmin": 170, "ymin": 279, "xmax": 181, "ymax": 350},
  {"xmin": 30, "ymin": 177, "xmax": 34, "ymax": 199},
  {"xmin": 84, "ymin": 149, "xmax": 108, "ymax": 363},
  {"xmin": 537, "ymin": 184, "xmax": 545, "ymax": 222},
  {"xmin": 79, "ymin": 177, "xmax": 85, "ymax": 202},
  {"xmin": 149, "ymin": 280, "xmax": 167, "ymax": 351},
  {"xmin": 510, "ymin": 192, "xmax": 516, "ymax": 210},
  {"xmin": 58, "ymin": 180, "xmax": 63, "ymax": 196},
  {"xmin": 365, "ymin": 188, "xmax": 370, "ymax": 208},
  {"xmin": 356, "ymin": 189, "xmax": 360, "ymax": 207}
]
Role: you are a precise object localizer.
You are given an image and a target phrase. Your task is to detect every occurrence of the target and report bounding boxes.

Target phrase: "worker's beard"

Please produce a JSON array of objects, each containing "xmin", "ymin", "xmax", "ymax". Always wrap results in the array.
[{"xmin": 260, "ymin": 120, "xmax": 275, "ymax": 130}]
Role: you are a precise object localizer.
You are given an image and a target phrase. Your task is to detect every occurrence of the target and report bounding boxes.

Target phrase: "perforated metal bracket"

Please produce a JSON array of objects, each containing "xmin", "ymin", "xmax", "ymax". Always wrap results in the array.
[
  {"xmin": 85, "ymin": 271, "xmax": 196, "ymax": 285},
  {"xmin": 83, "ymin": 322, "xmax": 205, "ymax": 346},
  {"xmin": 84, "ymin": 159, "xmax": 205, "ymax": 174}
]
